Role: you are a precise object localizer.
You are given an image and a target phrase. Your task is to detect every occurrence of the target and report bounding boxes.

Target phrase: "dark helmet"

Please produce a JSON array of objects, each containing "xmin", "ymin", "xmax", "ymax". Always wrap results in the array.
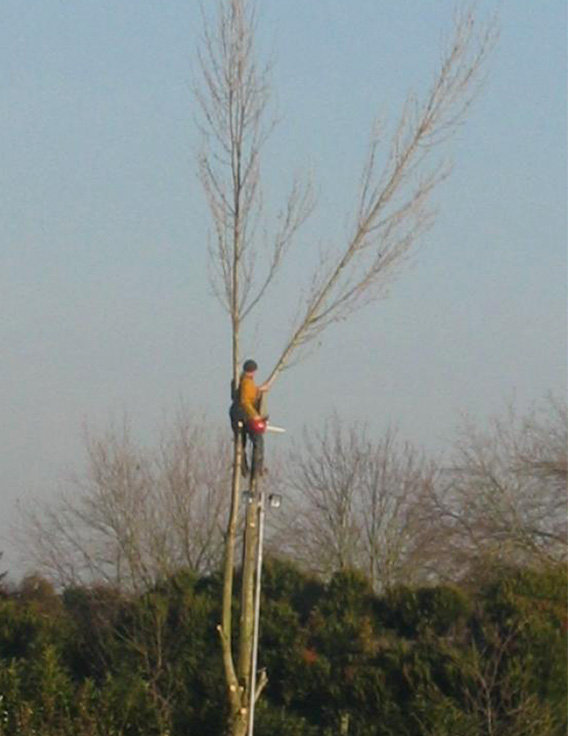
[{"xmin": 243, "ymin": 359, "xmax": 258, "ymax": 373}]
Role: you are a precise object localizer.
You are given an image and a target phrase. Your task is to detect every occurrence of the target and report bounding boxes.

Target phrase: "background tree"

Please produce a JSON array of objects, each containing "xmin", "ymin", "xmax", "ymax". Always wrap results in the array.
[
  {"xmin": 196, "ymin": 1, "xmax": 497, "ymax": 732},
  {"xmin": 426, "ymin": 395, "xmax": 567, "ymax": 577},
  {"xmin": 278, "ymin": 420, "xmax": 438, "ymax": 592},
  {"xmin": 19, "ymin": 410, "xmax": 229, "ymax": 591},
  {"xmin": 283, "ymin": 420, "xmax": 367, "ymax": 576},
  {"xmin": 355, "ymin": 428, "xmax": 439, "ymax": 591}
]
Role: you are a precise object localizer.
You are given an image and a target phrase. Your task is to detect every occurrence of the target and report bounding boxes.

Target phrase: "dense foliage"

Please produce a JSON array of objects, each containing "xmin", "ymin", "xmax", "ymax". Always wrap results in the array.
[{"xmin": 0, "ymin": 561, "xmax": 565, "ymax": 735}]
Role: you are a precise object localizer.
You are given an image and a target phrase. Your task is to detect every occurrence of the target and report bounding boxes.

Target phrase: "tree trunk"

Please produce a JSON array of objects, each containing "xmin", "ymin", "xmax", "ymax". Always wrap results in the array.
[
  {"xmin": 238, "ymin": 485, "xmax": 258, "ymax": 691},
  {"xmin": 227, "ymin": 711, "xmax": 249, "ymax": 736}
]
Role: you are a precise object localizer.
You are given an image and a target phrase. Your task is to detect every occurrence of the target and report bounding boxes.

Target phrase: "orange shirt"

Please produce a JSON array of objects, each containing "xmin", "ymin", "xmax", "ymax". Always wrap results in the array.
[{"xmin": 238, "ymin": 373, "xmax": 260, "ymax": 420}]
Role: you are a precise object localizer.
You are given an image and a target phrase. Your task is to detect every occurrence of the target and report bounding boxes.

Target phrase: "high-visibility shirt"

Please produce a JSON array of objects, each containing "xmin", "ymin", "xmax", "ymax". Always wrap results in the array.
[{"xmin": 238, "ymin": 374, "xmax": 260, "ymax": 420}]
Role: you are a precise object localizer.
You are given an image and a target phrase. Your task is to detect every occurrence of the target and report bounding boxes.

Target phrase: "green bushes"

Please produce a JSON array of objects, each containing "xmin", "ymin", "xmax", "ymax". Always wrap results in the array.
[
  {"xmin": 0, "ymin": 563, "xmax": 565, "ymax": 735},
  {"xmin": 381, "ymin": 584, "xmax": 471, "ymax": 638}
]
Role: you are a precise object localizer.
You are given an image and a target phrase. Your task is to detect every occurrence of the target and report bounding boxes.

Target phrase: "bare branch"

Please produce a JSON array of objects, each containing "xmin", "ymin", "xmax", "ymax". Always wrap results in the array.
[
  {"xmin": 197, "ymin": 0, "xmax": 312, "ymax": 335},
  {"xmin": 265, "ymin": 8, "xmax": 498, "ymax": 387}
]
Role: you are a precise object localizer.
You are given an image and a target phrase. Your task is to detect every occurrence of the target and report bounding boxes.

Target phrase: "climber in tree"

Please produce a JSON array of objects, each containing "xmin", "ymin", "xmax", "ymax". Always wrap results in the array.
[{"xmin": 230, "ymin": 359, "xmax": 269, "ymax": 477}]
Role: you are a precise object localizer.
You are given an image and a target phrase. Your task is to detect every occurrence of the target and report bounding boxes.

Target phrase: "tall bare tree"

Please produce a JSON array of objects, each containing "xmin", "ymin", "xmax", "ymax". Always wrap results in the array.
[
  {"xmin": 196, "ymin": 1, "xmax": 496, "ymax": 732},
  {"xmin": 196, "ymin": 1, "xmax": 314, "ymax": 730}
]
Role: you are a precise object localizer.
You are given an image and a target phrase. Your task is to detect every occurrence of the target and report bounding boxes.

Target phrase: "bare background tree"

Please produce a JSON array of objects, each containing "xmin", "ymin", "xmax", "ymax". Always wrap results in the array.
[
  {"xmin": 282, "ymin": 420, "xmax": 368, "ymax": 576},
  {"xmin": 356, "ymin": 429, "xmax": 440, "ymax": 591},
  {"xmin": 268, "ymin": 395, "xmax": 566, "ymax": 593},
  {"xmin": 18, "ymin": 410, "xmax": 230, "ymax": 592},
  {"xmin": 19, "ymin": 394, "xmax": 564, "ymax": 592},
  {"xmin": 424, "ymin": 394, "xmax": 567, "ymax": 578},
  {"xmin": 270, "ymin": 421, "xmax": 440, "ymax": 592}
]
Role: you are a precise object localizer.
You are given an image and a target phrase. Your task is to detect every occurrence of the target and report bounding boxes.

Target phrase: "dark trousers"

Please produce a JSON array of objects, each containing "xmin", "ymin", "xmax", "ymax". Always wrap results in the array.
[
  {"xmin": 230, "ymin": 404, "xmax": 264, "ymax": 476},
  {"xmin": 248, "ymin": 430, "xmax": 264, "ymax": 476}
]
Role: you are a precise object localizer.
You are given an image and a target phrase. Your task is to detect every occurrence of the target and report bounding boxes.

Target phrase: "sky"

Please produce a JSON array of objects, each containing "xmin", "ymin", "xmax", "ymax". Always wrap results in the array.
[{"xmin": 1, "ymin": 1, "xmax": 566, "ymax": 576}]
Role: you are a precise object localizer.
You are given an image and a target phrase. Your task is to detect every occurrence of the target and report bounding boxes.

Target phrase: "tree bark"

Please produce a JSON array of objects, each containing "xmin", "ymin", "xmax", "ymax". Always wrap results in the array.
[{"xmin": 237, "ymin": 484, "xmax": 258, "ymax": 692}]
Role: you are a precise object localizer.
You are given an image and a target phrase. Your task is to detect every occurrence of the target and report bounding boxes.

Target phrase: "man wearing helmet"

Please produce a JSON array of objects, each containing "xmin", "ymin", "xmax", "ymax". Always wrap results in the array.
[{"xmin": 230, "ymin": 359, "xmax": 269, "ymax": 477}]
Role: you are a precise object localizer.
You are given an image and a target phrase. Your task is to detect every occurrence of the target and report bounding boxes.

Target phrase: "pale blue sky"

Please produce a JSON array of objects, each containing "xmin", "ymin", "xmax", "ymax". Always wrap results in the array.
[{"xmin": 1, "ymin": 1, "xmax": 566, "ymax": 574}]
